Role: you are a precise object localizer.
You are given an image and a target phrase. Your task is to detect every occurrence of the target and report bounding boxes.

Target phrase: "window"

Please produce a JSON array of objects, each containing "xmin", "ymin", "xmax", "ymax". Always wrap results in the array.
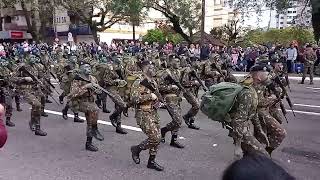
[
  {"xmin": 280, "ymin": 22, "xmax": 284, "ymax": 24},
  {"xmin": 280, "ymin": 27, "xmax": 283, "ymax": 29},
  {"xmin": 214, "ymin": 0, "xmax": 221, "ymax": 5},
  {"xmin": 306, "ymin": 21, "xmax": 310, "ymax": 23},
  {"xmin": 288, "ymin": 11, "xmax": 292, "ymax": 13},
  {"xmin": 292, "ymin": 11, "xmax": 296, "ymax": 13},
  {"xmin": 4, "ymin": 16, "xmax": 12, "ymax": 23}
]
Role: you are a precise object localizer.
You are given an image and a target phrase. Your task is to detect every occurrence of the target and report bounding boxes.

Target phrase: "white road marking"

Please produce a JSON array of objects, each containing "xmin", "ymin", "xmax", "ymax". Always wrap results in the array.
[
  {"xmin": 286, "ymin": 109, "xmax": 320, "ymax": 116},
  {"xmin": 306, "ymin": 87, "xmax": 320, "ymax": 90},
  {"xmin": 294, "ymin": 104, "xmax": 320, "ymax": 109},
  {"xmin": 233, "ymin": 74, "xmax": 320, "ymax": 81},
  {"xmin": 43, "ymin": 109, "xmax": 142, "ymax": 132}
]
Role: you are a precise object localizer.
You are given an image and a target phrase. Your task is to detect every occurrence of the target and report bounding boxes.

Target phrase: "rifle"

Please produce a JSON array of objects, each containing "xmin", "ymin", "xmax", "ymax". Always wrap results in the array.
[
  {"xmin": 284, "ymin": 72, "xmax": 291, "ymax": 92},
  {"xmin": 190, "ymin": 70, "xmax": 208, "ymax": 92},
  {"xmin": 73, "ymin": 74, "xmax": 115, "ymax": 100},
  {"xmin": 165, "ymin": 74, "xmax": 187, "ymax": 93},
  {"xmin": 267, "ymin": 82, "xmax": 288, "ymax": 123},
  {"xmin": 18, "ymin": 66, "xmax": 59, "ymax": 105},
  {"xmin": 274, "ymin": 75, "xmax": 296, "ymax": 117}
]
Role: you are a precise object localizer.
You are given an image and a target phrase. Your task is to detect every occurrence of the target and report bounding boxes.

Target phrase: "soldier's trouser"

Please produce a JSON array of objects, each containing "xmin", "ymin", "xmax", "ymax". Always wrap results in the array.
[
  {"xmin": 241, "ymin": 134, "xmax": 268, "ymax": 156},
  {"xmin": 183, "ymin": 91, "xmax": 199, "ymax": 119},
  {"xmin": 302, "ymin": 65, "xmax": 314, "ymax": 82},
  {"xmin": 135, "ymin": 109, "xmax": 161, "ymax": 155},
  {"xmin": 257, "ymin": 111, "xmax": 286, "ymax": 149},
  {"xmin": 41, "ymin": 96, "xmax": 46, "ymax": 113},
  {"xmin": 23, "ymin": 92, "xmax": 42, "ymax": 124},
  {"xmin": 14, "ymin": 94, "xmax": 20, "ymax": 106},
  {"xmin": 108, "ymin": 89, "xmax": 126, "ymax": 122},
  {"xmin": 269, "ymin": 103, "xmax": 283, "ymax": 124},
  {"xmin": 2, "ymin": 90, "xmax": 13, "ymax": 118},
  {"xmin": 164, "ymin": 99, "xmax": 182, "ymax": 136},
  {"xmin": 205, "ymin": 79, "xmax": 215, "ymax": 88},
  {"xmin": 78, "ymin": 102, "xmax": 100, "ymax": 137},
  {"xmin": 97, "ymin": 92, "xmax": 108, "ymax": 108}
]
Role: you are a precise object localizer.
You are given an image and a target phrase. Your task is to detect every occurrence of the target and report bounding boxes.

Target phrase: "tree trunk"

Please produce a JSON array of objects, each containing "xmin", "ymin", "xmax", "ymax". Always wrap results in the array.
[
  {"xmin": 133, "ymin": 24, "xmax": 136, "ymax": 41},
  {"xmin": 200, "ymin": 0, "xmax": 206, "ymax": 46},
  {"xmin": 170, "ymin": 16, "xmax": 191, "ymax": 43},
  {"xmin": 21, "ymin": 1, "xmax": 39, "ymax": 42},
  {"xmin": 91, "ymin": 25, "xmax": 99, "ymax": 44}
]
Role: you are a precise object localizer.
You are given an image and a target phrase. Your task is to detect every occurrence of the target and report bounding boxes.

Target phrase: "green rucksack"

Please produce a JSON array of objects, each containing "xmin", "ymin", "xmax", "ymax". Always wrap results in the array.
[{"xmin": 200, "ymin": 82, "xmax": 246, "ymax": 123}]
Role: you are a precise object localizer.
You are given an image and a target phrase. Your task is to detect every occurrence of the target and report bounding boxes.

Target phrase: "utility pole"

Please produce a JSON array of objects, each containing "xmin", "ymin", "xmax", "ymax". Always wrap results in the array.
[{"xmin": 201, "ymin": 0, "xmax": 206, "ymax": 46}]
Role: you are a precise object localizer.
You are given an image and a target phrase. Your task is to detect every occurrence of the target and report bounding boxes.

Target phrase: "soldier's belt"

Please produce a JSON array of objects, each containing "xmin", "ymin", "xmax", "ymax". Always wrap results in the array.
[{"xmin": 137, "ymin": 104, "xmax": 153, "ymax": 110}]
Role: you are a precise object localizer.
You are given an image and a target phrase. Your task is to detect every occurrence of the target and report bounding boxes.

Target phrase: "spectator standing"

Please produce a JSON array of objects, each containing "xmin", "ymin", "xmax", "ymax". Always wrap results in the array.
[
  {"xmin": 286, "ymin": 44, "xmax": 298, "ymax": 73},
  {"xmin": 200, "ymin": 44, "xmax": 210, "ymax": 60},
  {"xmin": 0, "ymin": 104, "xmax": 7, "ymax": 148}
]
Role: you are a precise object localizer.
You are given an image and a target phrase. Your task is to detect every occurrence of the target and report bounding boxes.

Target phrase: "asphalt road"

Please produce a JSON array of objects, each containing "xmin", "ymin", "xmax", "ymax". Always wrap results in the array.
[{"xmin": 1, "ymin": 76, "xmax": 320, "ymax": 180}]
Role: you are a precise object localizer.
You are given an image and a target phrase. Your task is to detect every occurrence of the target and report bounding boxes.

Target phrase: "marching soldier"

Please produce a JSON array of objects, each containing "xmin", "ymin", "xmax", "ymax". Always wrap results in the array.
[
  {"xmin": 300, "ymin": 44, "xmax": 317, "ymax": 85},
  {"xmin": 130, "ymin": 62, "xmax": 164, "ymax": 171},
  {"xmin": 14, "ymin": 55, "xmax": 48, "ymax": 136},
  {"xmin": 67, "ymin": 63, "xmax": 104, "ymax": 151}
]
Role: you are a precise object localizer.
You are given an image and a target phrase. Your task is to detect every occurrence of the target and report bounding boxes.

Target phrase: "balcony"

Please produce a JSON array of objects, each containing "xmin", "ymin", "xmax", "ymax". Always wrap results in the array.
[{"xmin": 3, "ymin": 23, "xmax": 28, "ymax": 31}]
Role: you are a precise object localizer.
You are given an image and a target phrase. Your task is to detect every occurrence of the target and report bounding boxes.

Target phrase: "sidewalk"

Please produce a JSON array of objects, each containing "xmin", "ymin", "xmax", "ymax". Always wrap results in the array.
[{"xmin": 232, "ymin": 72, "xmax": 320, "ymax": 81}]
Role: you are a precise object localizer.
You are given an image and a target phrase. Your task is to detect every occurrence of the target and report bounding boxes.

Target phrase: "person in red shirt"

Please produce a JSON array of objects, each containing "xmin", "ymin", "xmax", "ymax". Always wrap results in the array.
[{"xmin": 0, "ymin": 104, "xmax": 7, "ymax": 148}]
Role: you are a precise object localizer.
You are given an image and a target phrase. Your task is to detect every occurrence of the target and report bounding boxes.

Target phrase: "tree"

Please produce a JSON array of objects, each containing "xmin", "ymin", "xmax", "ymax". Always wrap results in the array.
[
  {"xmin": 56, "ymin": 0, "xmax": 144, "ymax": 43},
  {"xmin": 145, "ymin": 0, "xmax": 201, "ymax": 43},
  {"xmin": 0, "ymin": 0, "xmax": 54, "ymax": 42},
  {"xmin": 143, "ymin": 28, "xmax": 183, "ymax": 44}
]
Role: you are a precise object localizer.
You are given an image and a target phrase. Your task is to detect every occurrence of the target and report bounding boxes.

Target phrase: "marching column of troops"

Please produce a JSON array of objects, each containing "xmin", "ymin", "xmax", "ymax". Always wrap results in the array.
[{"xmin": 0, "ymin": 44, "xmax": 291, "ymax": 171}]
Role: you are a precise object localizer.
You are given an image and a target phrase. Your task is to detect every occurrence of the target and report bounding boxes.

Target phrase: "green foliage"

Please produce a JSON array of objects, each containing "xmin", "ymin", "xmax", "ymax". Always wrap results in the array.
[
  {"xmin": 243, "ymin": 27, "xmax": 315, "ymax": 46},
  {"xmin": 143, "ymin": 28, "xmax": 183, "ymax": 44}
]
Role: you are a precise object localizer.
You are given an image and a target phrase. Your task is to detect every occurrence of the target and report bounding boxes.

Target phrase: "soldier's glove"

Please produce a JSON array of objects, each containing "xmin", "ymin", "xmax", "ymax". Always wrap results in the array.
[
  {"xmin": 151, "ymin": 93, "xmax": 158, "ymax": 101},
  {"xmin": 24, "ymin": 77, "xmax": 33, "ymax": 82}
]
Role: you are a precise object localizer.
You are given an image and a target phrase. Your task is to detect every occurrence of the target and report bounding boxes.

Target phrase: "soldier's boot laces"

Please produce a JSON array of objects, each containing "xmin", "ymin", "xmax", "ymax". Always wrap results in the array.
[
  {"xmin": 59, "ymin": 95, "xmax": 64, "ymax": 104},
  {"xmin": 147, "ymin": 155, "xmax": 164, "ymax": 171},
  {"xmin": 16, "ymin": 103, "xmax": 22, "ymax": 112},
  {"xmin": 92, "ymin": 125, "xmax": 104, "ymax": 141},
  {"xmin": 41, "ymin": 111, "xmax": 48, "ymax": 117},
  {"xmin": 74, "ymin": 114, "xmax": 84, "ymax": 123},
  {"xmin": 6, "ymin": 117, "xmax": 15, "ymax": 127},
  {"xmin": 266, "ymin": 147, "xmax": 275, "ymax": 157},
  {"xmin": 130, "ymin": 145, "xmax": 142, "ymax": 164},
  {"xmin": 116, "ymin": 123, "xmax": 128, "ymax": 134},
  {"xmin": 170, "ymin": 135, "xmax": 185, "ymax": 149},
  {"xmin": 35, "ymin": 125, "xmax": 47, "ymax": 136},
  {"xmin": 160, "ymin": 127, "xmax": 168, "ymax": 143},
  {"xmin": 85, "ymin": 137, "xmax": 98, "ymax": 152},
  {"xmin": 187, "ymin": 117, "xmax": 200, "ymax": 130}
]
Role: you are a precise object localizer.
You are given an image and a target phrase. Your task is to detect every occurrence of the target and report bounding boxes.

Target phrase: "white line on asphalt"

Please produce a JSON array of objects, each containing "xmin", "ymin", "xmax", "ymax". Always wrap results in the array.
[
  {"xmin": 286, "ymin": 109, "xmax": 320, "ymax": 116},
  {"xmin": 294, "ymin": 104, "xmax": 320, "ymax": 109},
  {"xmin": 306, "ymin": 87, "xmax": 320, "ymax": 90},
  {"xmin": 233, "ymin": 74, "xmax": 320, "ymax": 81},
  {"xmin": 43, "ymin": 109, "xmax": 142, "ymax": 132}
]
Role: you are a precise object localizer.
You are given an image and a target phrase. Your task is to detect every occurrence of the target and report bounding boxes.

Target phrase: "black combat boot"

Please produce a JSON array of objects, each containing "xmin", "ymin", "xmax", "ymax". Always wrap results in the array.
[
  {"xmin": 59, "ymin": 95, "xmax": 64, "ymax": 104},
  {"xmin": 74, "ymin": 113, "xmax": 84, "ymax": 123},
  {"xmin": 16, "ymin": 103, "xmax": 22, "ymax": 112},
  {"xmin": 35, "ymin": 124, "xmax": 47, "ymax": 136},
  {"xmin": 29, "ymin": 120, "xmax": 36, "ymax": 131},
  {"xmin": 95, "ymin": 99, "xmax": 102, "ymax": 109},
  {"xmin": 299, "ymin": 79, "xmax": 305, "ymax": 84},
  {"xmin": 147, "ymin": 155, "xmax": 164, "ymax": 171},
  {"xmin": 116, "ymin": 122, "xmax": 127, "ymax": 134},
  {"xmin": 6, "ymin": 117, "xmax": 15, "ymax": 127},
  {"xmin": 170, "ymin": 135, "xmax": 184, "ymax": 149},
  {"xmin": 187, "ymin": 117, "xmax": 200, "ymax": 130},
  {"xmin": 109, "ymin": 114, "xmax": 118, "ymax": 127},
  {"xmin": 183, "ymin": 114, "xmax": 191, "ymax": 126},
  {"xmin": 85, "ymin": 137, "xmax": 98, "ymax": 152},
  {"xmin": 62, "ymin": 107, "xmax": 68, "ymax": 120},
  {"xmin": 160, "ymin": 127, "xmax": 168, "ymax": 143},
  {"xmin": 46, "ymin": 99, "xmax": 52, "ymax": 103},
  {"xmin": 92, "ymin": 125, "xmax": 104, "ymax": 141},
  {"xmin": 310, "ymin": 81, "xmax": 314, "ymax": 85},
  {"xmin": 130, "ymin": 145, "xmax": 142, "ymax": 164}
]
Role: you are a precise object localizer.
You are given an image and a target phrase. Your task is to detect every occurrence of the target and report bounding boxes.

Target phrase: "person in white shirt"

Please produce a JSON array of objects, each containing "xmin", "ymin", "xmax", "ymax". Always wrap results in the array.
[{"xmin": 286, "ymin": 44, "xmax": 298, "ymax": 73}]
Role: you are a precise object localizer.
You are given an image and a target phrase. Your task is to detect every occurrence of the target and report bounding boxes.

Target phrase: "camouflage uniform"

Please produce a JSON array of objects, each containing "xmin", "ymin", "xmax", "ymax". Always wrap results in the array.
[
  {"xmin": 229, "ymin": 76, "xmax": 268, "ymax": 157},
  {"xmin": 158, "ymin": 62, "xmax": 185, "ymax": 148},
  {"xmin": 254, "ymin": 83, "xmax": 287, "ymax": 155},
  {"xmin": 0, "ymin": 62, "xmax": 17, "ymax": 127},
  {"xmin": 200, "ymin": 56, "xmax": 223, "ymax": 88},
  {"xmin": 180, "ymin": 66, "xmax": 200, "ymax": 130},
  {"xmin": 301, "ymin": 48, "xmax": 317, "ymax": 84},
  {"xmin": 14, "ymin": 62, "xmax": 47, "ymax": 136},
  {"xmin": 68, "ymin": 73, "xmax": 104, "ymax": 151}
]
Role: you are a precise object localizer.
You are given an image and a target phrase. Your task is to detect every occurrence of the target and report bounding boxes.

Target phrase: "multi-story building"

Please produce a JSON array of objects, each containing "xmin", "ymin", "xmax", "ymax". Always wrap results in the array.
[
  {"xmin": 273, "ymin": 1, "xmax": 312, "ymax": 29},
  {"xmin": 0, "ymin": 2, "xmax": 32, "ymax": 41},
  {"xmin": 207, "ymin": 0, "xmax": 235, "ymax": 28}
]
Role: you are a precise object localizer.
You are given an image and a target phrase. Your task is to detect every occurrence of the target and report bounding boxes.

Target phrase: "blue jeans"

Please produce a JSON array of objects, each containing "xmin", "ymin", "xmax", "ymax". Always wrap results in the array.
[{"xmin": 286, "ymin": 60, "xmax": 294, "ymax": 73}]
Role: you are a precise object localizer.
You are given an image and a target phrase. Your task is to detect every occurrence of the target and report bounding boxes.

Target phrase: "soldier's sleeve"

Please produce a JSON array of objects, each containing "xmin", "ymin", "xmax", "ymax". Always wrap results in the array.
[
  {"xmin": 230, "ymin": 89, "xmax": 252, "ymax": 145},
  {"xmin": 181, "ymin": 68, "xmax": 191, "ymax": 87},
  {"xmin": 68, "ymin": 80, "xmax": 88, "ymax": 99},
  {"xmin": 204, "ymin": 62, "xmax": 216, "ymax": 78},
  {"xmin": 103, "ymin": 70, "xmax": 117, "ymax": 86},
  {"xmin": 131, "ymin": 85, "xmax": 153, "ymax": 105}
]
